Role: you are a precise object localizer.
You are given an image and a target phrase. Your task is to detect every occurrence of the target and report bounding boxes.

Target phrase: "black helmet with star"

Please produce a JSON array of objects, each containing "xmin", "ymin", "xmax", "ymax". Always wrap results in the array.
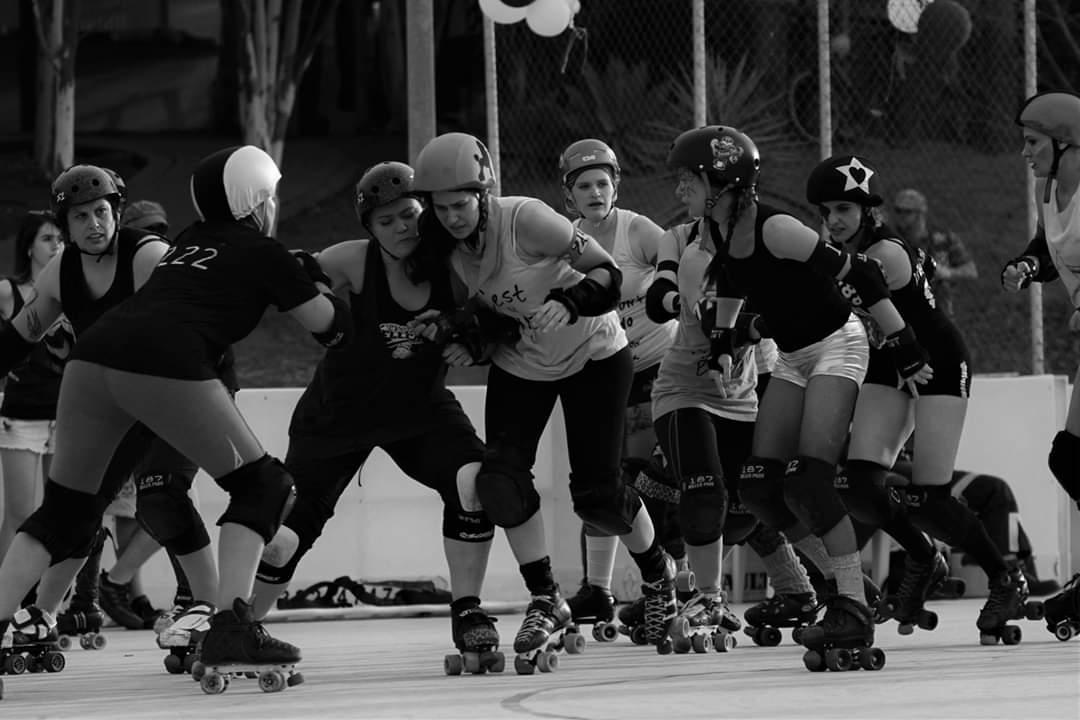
[{"xmin": 805, "ymin": 155, "xmax": 883, "ymax": 207}]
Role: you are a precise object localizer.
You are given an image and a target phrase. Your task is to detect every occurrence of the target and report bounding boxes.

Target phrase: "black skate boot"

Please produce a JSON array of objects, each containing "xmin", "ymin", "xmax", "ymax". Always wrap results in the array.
[
  {"xmin": 3, "ymin": 606, "xmax": 67, "ymax": 675},
  {"xmin": 195, "ymin": 598, "xmax": 303, "ymax": 694},
  {"xmin": 1043, "ymin": 574, "xmax": 1080, "ymax": 641},
  {"xmin": 669, "ymin": 591, "xmax": 741, "ymax": 653},
  {"xmin": 1020, "ymin": 559, "xmax": 1062, "ymax": 597},
  {"xmin": 445, "ymin": 598, "xmax": 503, "ymax": 675},
  {"xmin": 799, "ymin": 595, "xmax": 885, "ymax": 672},
  {"xmin": 881, "ymin": 551, "xmax": 948, "ymax": 635},
  {"xmin": 56, "ymin": 601, "xmax": 106, "ymax": 651},
  {"xmin": 617, "ymin": 596, "xmax": 648, "ymax": 645},
  {"xmin": 512, "ymin": 589, "xmax": 580, "ymax": 674},
  {"xmin": 640, "ymin": 553, "xmax": 677, "ymax": 654},
  {"xmin": 744, "ymin": 592, "xmax": 818, "ymax": 646},
  {"xmin": 131, "ymin": 595, "xmax": 164, "ymax": 630},
  {"xmin": 98, "ymin": 571, "xmax": 144, "ymax": 630},
  {"xmin": 566, "ymin": 582, "xmax": 618, "ymax": 642},
  {"xmin": 977, "ymin": 567, "xmax": 1044, "ymax": 645}
]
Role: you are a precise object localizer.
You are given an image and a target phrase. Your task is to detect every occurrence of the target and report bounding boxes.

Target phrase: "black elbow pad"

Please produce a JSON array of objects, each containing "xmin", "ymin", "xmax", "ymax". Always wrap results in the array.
[
  {"xmin": 546, "ymin": 263, "xmax": 622, "ymax": 322},
  {"xmin": 645, "ymin": 277, "xmax": 680, "ymax": 323},
  {"xmin": 844, "ymin": 253, "xmax": 890, "ymax": 307},
  {"xmin": 311, "ymin": 293, "xmax": 353, "ymax": 348}
]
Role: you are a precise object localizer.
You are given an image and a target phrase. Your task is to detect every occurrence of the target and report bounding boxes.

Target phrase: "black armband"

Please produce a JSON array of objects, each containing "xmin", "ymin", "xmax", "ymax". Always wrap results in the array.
[
  {"xmin": 546, "ymin": 262, "xmax": 622, "ymax": 323},
  {"xmin": 844, "ymin": 252, "xmax": 890, "ymax": 307},
  {"xmin": 733, "ymin": 312, "xmax": 769, "ymax": 346},
  {"xmin": 645, "ymin": 277, "xmax": 680, "ymax": 323},
  {"xmin": 0, "ymin": 320, "xmax": 34, "ymax": 376},
  {"xmin": 291, "ymin": 249, "xmax": 332, "ymax": 288},
  {"xmin": 806, "ymin": 240, "xmax": 849, "ymax": 277},
  {"xmin": 311, "ymin": 293, "xmax": 353, "ymax": 348}
]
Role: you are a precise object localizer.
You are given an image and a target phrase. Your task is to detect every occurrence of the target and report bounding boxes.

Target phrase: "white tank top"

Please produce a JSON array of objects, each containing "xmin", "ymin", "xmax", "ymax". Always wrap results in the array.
[
  {"xmin": 650, "ymin": 221, "xmax": 758, "ymax": 422},
  {"xmin": 1044, "ymin": 179, "xmax": 1080, "ymax": 308},
  {"xmin": 451, "ymin": 196, "xmax": 626, "ymax": 381},
  {"xmin": 574, "ymin": 209, "xmax": 676, "ymax": 372}
]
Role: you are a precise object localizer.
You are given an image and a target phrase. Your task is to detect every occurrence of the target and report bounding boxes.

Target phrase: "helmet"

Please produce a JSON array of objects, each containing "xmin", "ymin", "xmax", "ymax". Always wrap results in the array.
[
  {"xmin": 666, "ymin": 126, "xmax": 760, "ymax": 190},
  {"xmin": 190, "ymin": 145, "xmax": 281, "ymax": 223},
  {"xmin": 559, "ymin": 139, "xmax": 620, "ymax": 187},
  {"xmin": 50, "ymin": 164, "xmax": 123, "ymax": 221},
  {"xmin": 121, "ymin": 199, "xmax": 169, "ymax": 234},
  {"xmin": 1016, "ymin": 91, "xmax": 1080, "ymax": 146},
  {"xmin": 805, "ymin": 155, "xmax": 884, "ymax": 207},
  {"xmin": 412, "ymin": 133, "xmax": 496, "ymax": 193},
  {"xmin": 355, "ymin": 161, "xmax": 417, "ymax": 222}
]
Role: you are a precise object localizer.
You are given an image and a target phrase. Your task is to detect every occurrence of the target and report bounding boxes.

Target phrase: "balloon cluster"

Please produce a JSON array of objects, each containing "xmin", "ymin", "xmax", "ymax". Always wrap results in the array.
[{"xmin": 479, "ymin": 0, "xmax": 581, "ymax": 38}]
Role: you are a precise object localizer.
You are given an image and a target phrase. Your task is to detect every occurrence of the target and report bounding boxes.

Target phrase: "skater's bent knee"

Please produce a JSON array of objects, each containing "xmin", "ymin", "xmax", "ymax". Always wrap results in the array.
[
  {"xmin": 679, "ymin": 474, "xmax": 726, "ymax": 545},
  {"xmin": 215, "ymin": 456, "xmax": 296, "ymax": 544},
  {"xmin": 475, "ymin": 451, "xmax": 539, "ymax": 528},
  {"xmin": 136, "ymin": 472, "xmax": 210, "ymax": 554},
  {"xmin": 783, "ymin": 457, "xmax": 847, "ymax": 537},
  {"xmin": 20, "ymin": 480, "xmax": 110, "ymax": 561}
]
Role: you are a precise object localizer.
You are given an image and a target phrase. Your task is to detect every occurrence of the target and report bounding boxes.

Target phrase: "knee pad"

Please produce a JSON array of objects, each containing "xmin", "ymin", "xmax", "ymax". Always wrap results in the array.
[
  {"xmin": 256, "ymin": 525, "xmax": 305, "ymax": 586},
  {"xmin": 475, "ymin": 445, "xmax": 540, "ymax": 529},
  {"xmin": 20, "ymin": 480, "xmax": 110, "ymax": 561},
  {"xmin": 783, "ymin": 456, "xmax": 848, "ymax": 537},
  {"xmin": 215, "ymin": 455, "xmax": 296, "ymax": 544},
  {"xmin": 135, "ymin": 472, "xmax": 211, "ymax": 555},
  {"xmin": 745, "ymin": 523, "xmax": 786, "ymax": 557},
  {"xmin": 739, "ymin": 457, "xmax": 798, "ymax": 530},
  {"xmin": 836, "ymin": 460, "xmax": 897, "ymax": 528},
  {"xmin": 570, "ymin": 473, "xmax": 639, "ymax": 536},
  {"xmin": 441, "ymin": 464, "xmax": 495, "ymax": 543},
  {"xmin": 1049, "ymin": 430, "xmax": 1080, "ymax": 502},
  {"xmin": 721, "ymin": 505, "xmax": 758, "ymax": 546},
  {"xmin": 675, "ymin": 472, "xmax": 726, "ymax": 546}
]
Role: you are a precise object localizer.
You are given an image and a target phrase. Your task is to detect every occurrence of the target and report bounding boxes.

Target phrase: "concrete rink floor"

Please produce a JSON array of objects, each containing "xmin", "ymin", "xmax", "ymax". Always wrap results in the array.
[{"xmin": 1, "ymin": 598, "xmax": 1077, "ymax": 720}]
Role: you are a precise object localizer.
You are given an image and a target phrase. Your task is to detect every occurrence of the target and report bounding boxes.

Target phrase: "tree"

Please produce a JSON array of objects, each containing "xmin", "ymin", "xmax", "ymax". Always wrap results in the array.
[
  {"xmin": 1038, "ymin": 0, "xmax": 1079, "ymax": 93},
  {"xmin": 236, "ymin": 0, "xmax": 342, "ymax": 166},
  {"xmin": 31, "ymin": 0, "xmax": 78, "ymax": 180}
]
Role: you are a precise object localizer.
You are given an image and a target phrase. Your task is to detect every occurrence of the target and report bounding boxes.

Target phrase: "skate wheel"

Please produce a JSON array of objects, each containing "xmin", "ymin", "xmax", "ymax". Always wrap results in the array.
[
  {"xmin": 80, "ymin": 634, "xmax": 94, "ymax": 650},
  {"xmin": 672, "ymin": 636, "xmax": 691, "ymax": 654},
  {"xmin": 1054, "ymin": 623, "xmax": 1075, "ymax": 642},
  {"xmin": 463, "ymin": 651, "xmax": 485, "ymax": 674},
  {"xmin": 200, "ymin": 671, "xmax": 228, "ymax": 695},
  {"xmin": 791, "ymin": 627, "xmax": 806, "ymax": 645},
  {"xmin": 712, "ymin": 632, "xmax": 734, "ymax": 653},
  {"xmin": 258, "ymin": 669, "xmax": 286, "ymax": 693},
  {"xmin": 859, "ymin": 647, "xmax": 886, "ymax": 671},
  {"xmin": 444, "ymin": 653, "xmax": 463, "ymax": 676},
  {"xmin": 670, "ymin": 616, "xmax": 690, "ymax": 640},
  {"xmin": 919, "ymin": 610, "xmax": 939, "ymax": 632},
  {"xmin": 596, "ymin": 622, "xmax": 619, "ymax": 642},
  {"xmin": 979, "ymin": 633, "xmax": 999, "ymax": 646},
  {"xmin": 825, "ymin": 648, "xmax": 853, "ymax": 672},
  {"xmin": 286, "ymin": 672, "xmax": 304, "ymax": 687},
  {"xmin": 514, "ymin": 656, "xmax": 534, "ymax": 675},
  {"xmin": 536, "ymin": 651, "xmax": 558, "ymax": 673},
  {"xmin": 675, "ymin": 570, "xmax": 696, "ymax": 594},
  {"xmin": 629, "ymin": 626, "xmax": 648, "ymax": 646},
  {"xmin": 57, "ymin": 635, "xmax": 72, "ymax": 651},
  {"xmin": 565, "ymin": 632, "xmax": 585, "ymax": 655},
  {"xmin": 897, "ymin": 622, "xmax": 914, "ymax": 636},
  {"xmin": 759, "ymin": 627, "xmax": 781, "ymax": 647},
  {"xmin": 191, "ymin": 660, "xmax": 206, "ymax": 681},
  {"xmin": 164, "ymin": 653, "xmax": 184, "ymax": 674},
  {"xmin": 802, "ymin": 649, "xmax": 826, "ymax": 672},
  {"xmin": 92, "ymin": 633, "xmax": 106, "ymax": 650},
  {"xmin": 1025, "ymin": 602, "xmax": 1045, "ymax": 621},
  {"xmin": 691, "ymin": 634, "xmax": 709, "ymax": 654},
  {"xmin": 484, "ymin": 651, "xmax": 506, "ymax": 674},
  {"xmin": 1001, "ymin": 625, "xmax": 1022, "ymax": 645},
  {"xmin": 5, "ymin": 653, "xmax": 27, "ymax": 675},
  {"xmin": 182, "ymin": 653, "xmax": 197, "ymax": 674},
  {"xmin": 44, "ymin": 652, "xmax": 65, "ymax": 673}
]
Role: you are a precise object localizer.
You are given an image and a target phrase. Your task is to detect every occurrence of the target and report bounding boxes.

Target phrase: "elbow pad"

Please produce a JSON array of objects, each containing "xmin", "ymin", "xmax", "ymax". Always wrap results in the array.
[
  {"xmin": 645, "ymin": 277, "xmax": 680, "ymax": 323},
  {"xmin": 546, "ymin": 263, "xmax": 622, "ymax": 323},
  {"xmin": 843, "ymin": 253, "xmax": 890, "ymax": 307},
  {"xmin": 311, "ymin": 293, "xmax": 353, "ymax": 348},
  {"xmin": 734, "ymin": 312, "xmax": 769, "ymax": 346},
  {"xmin": 291, "ymin": 249, "xmax": 332, "ymax": 288},
  {"xmin": 806, "ymin": 240, "xmax": 849, "ymax": 277},
  {"xmin": 0, "ymin": 320, "xmax": 35, "ymax": 376}
]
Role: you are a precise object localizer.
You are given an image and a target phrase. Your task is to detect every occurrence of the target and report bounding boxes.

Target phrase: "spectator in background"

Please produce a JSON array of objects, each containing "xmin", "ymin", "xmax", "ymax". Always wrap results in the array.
[{"xmin": 891, "ymin": 188, "xmax": 977, "ymax": 317}]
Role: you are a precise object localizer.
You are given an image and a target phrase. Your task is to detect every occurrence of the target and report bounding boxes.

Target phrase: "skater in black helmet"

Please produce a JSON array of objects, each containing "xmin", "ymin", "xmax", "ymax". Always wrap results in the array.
[{"xmin": 0, "ymin": 146, "xmax": 349, "ymax": 691}]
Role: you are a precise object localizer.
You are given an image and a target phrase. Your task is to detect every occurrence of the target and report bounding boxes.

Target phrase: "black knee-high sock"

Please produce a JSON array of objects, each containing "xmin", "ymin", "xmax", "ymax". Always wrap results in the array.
[
  {"xmin": 168, "ymin": 550, "xmax": 193, "ymax": 605},
  {"xmin": 905, "ymin": 486, "xmax": 1007, "ymax": 577}
]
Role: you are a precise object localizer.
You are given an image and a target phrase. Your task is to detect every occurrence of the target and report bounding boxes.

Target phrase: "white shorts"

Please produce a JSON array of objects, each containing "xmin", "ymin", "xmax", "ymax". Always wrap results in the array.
[
  {"xmin": 105, "ymin": 477, "xmax": 137, "ymax": 519},
  {"xmin": 772, "ymin": 314, "xmax": 868, "ymax": 389},
  {"xmin": 0, "ymin": 418, "xmax": 55, "ymax": 455}
]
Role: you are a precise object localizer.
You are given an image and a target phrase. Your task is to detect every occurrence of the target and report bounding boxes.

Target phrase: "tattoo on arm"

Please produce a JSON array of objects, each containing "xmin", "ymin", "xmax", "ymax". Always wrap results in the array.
[{"xmin": 560, "ymin": 229, "xmax": 590, "ymax": 264}]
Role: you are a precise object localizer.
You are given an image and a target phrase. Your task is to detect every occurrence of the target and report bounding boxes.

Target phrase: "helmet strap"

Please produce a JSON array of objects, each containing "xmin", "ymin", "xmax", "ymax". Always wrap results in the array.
[{"xmin": 1045, "ymin": 140, "xmax": 1070, "ymax": 203}]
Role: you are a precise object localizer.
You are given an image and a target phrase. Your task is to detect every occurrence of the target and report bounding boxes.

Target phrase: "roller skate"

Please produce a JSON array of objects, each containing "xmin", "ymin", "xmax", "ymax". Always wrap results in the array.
[
  {"xmin": 98, "ymin": 571, "xmax": 145, "ymax": 630},
  {"xmin": 132, "ymin": 594, "xmax": 165, "ymax": 630},
  {"xmin": 1043, "ymin": 574, "xmax": 1080, "ymax": 641},
  {"xmin": 153, "ymin": 599, "xmax": 194, "ymax": 636},
  {"xmin": 879, "ymin": 551, "xmax": 954, "ymax": 636},
  {"xmin": 444, "ymin": 599, "xmax": 504, "ymax": 675},
  {"xmin": 976, "ymin": 567, "xmax": 1044, "ymax": 645},
  {"xmin": 616, "ymin": 597, "xmax": 648, "ymax": 645},
  {"xmin": 669, "ymin": 590, "xmax": 740, "ymax": 654},
  {"xmin": 512, "ymin": 589, "xmax": 581, "ymax": 674},
  {"xmin": 640, "ymin": 553, "xmax": 678, "ymax": 654},
  {"xmin": 158, "ymin": 601, "xmax": 213, "ymax": 675},
  {"xmin": 799, "ymin": 595, "xmax": 885, "ymax": 672},
  {"xmin": 566, "ymin": 582, "xmax": 619, "ymax": 642},
  {"xmin": 0, "ymin": 607, "xmax": 67, "ymax": 676},
  {"xmin": 194, "ymin": 598, "xmax": 303, "ymax": 695},
  {"xmin": 743, "ymin": 592, "xmax": 818, "ymax": 646},
  {"xmin": 56, "ymin": 601, "xmax": 107, "ymax": 650}
]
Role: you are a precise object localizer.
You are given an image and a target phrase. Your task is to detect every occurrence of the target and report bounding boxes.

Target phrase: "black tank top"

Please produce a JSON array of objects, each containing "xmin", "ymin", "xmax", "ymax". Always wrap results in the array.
[
  {"xmin": 0, "ymin": 280, "xmax": 74, "ymax": 420},
  {"xmin": 289, "ymin": 241, "xmax": 457, "ymax": 449},
  {"xmin": 59, "ymin": 227, "xmax": 154, "ymax": 337},
  {"xmin": 722, "ymin": 204, "xmax": 851, "ymax": 352}
]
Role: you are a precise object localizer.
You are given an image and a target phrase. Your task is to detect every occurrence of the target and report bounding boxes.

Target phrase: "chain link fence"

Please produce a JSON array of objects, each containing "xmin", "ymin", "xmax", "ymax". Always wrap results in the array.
[{"xmin": 490, "ymin": 0, "xmax": 1042, "ymax": 376}]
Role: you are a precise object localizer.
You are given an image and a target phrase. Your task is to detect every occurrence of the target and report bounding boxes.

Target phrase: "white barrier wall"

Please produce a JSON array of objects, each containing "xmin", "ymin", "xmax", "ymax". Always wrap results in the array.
[{"xmin": 65, "ymin": 376, "xmax": 1080, "ymax": 607}]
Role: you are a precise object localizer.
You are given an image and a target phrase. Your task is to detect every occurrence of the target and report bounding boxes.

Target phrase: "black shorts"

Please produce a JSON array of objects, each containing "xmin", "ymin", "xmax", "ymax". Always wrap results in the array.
[
  {"xmin": 628, "ymin": 363, "xmax": 660, "ymax": 407},
  {"xmin": 865, "ymin": 331, "xmax": 971, "ymax": 399}
]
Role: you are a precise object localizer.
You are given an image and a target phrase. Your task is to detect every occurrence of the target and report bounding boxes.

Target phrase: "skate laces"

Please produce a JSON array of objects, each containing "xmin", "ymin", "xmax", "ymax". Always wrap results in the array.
[
  {"xmin": 13, "ymin": 606, "xmax": 56, "ymax": 641},
  {"xmin": 516, "ymin": 598, "xmax": 555, "ymax": 639}
]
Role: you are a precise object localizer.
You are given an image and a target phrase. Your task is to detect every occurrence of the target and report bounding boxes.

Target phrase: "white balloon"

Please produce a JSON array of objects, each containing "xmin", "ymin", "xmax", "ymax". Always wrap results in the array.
[
  {"xmin": 887, "ymin": 0, "xmax": 931, "ymax": 34},
  {"xmin": 479, "ymin": 0, "xmax": 529, "ymax": 24},
  {"xmin": 526, "ymin": 0, "xmax": 572, "ymax": 37},
  {"xmin": 564, "ymin": 0, "xmax": 581, "ymax": 15}
]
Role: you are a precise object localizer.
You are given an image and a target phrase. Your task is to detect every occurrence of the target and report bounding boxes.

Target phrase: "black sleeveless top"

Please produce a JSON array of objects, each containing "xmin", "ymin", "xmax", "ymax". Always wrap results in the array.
[
  {"xmin": 0, "ymin": 281, "xmax": 74, "ymax": 420},
  {"xmin": 289, "ymin": 241, "xmax": 457, "ymax": 451},
  {"xmin": 719, "ymin": 204, "xmax": 851, "ymax": 353},
  {"xmin": 60, "ymin": 227, "xmax": 155, "ymax": 337}
]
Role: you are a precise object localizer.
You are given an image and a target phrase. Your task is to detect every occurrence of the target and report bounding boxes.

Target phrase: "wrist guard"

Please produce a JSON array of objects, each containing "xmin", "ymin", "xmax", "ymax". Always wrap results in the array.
[
  {"xmin": 545, "ymin": 262, "xmax": 622, "ymax": 323},
  {"xmin": 885, "ymin": 325, "xmax": 929, "ymax": 380},
  {"xmin": 291, "ymin": 249, "xmax": 332, "ymax": 288},
  {"xmin": 311, "ymin": 293, "xmax": 352, "ymax": 348}
]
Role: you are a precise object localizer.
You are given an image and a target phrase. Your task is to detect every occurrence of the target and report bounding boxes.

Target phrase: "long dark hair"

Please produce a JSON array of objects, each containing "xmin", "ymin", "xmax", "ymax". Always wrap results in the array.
[
  {"xmin": 414, "ymin": 190, "xmax": 489, "ymax": 283},
  {"xmin": 13, "ymin": 210, "xmax": 59, "ymax": 285}
]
